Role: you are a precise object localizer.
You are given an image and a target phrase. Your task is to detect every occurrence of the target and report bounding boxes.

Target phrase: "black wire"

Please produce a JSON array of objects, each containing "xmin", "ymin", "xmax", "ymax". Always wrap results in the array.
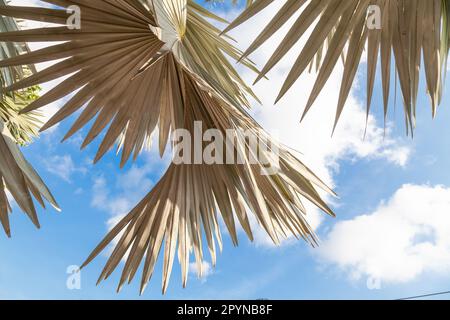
[{"xmin": 398, "ymin": 290, "xmax": 450, "ymax": 300}]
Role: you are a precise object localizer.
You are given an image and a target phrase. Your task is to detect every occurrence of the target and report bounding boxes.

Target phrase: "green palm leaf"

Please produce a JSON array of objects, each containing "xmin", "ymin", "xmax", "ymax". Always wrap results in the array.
[{"xmin": 0, "ymin": 86, "xmax": 41, "ymax": 146}]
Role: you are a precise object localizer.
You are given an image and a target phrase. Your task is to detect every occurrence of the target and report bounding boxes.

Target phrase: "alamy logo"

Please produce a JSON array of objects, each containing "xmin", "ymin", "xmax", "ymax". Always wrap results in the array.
[
  {"xmin": 66, "ymin": 5, "xmax": 81, "ymax": 30},
  {"xmin": 66, "ymin": 265, "xmax": 81, "ymax": 290},
  {"xmin": 367, "ymin": 277, "xmax": 382, "ymax": 290},
  {"xmin": 367, "ymin": 5, "xmax": 382, "ymax": 30}
]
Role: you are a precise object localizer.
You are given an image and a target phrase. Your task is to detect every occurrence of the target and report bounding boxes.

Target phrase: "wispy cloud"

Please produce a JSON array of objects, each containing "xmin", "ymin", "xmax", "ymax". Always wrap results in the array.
[
  {"xmin": 43, "ymin": 154, "xmax": 87, "ymax": 183},
  {"xmin": 90, "ymin": 150, "xmax": 171, "ymax": 226},
  {"xmin": 189, "ymin": 261, "xmax": 214, "ymax": 283}
]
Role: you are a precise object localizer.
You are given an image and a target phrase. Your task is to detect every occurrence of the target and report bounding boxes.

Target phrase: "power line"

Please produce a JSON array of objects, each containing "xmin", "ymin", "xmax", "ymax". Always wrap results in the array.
[{"xmin": 398, "ymin": 290, "xmax": 450, "ymax": 300}]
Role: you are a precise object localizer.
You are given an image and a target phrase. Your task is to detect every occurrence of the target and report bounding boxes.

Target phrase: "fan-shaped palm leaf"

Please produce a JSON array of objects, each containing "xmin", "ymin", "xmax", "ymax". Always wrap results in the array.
[
  {"xmin": 226, "ymin": 0, "xmax": 450, "ymax": 133},
  {"xmin": 81, "ymin": 56, "xmax": 335, "ymax": 294},
  {"xmin": 0, "ymin": 0, "xmax": 260, "ymax": 162},
  {"xmin": 0, "ymin": 0, "xmax": 334, "ymax": 292}
]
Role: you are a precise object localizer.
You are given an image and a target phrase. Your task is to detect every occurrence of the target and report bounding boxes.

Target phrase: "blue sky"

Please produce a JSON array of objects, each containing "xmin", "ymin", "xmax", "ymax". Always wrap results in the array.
[{"xmin": 1, "ymin": 0, "xmax": 450, "ymax": 300}]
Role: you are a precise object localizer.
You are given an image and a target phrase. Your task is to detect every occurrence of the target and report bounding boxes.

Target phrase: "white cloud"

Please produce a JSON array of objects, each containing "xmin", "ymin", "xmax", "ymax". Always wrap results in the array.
[
  {"xmin": 91, "ymin": 175, "xmax": 141, "ymax": 219},
  {"xmin": 317, "ymin": 184, "xmax": 450, "ymax": 286},
  {"xmin": 115, "ymin": 165, "xmax": 154, "ymax": 194},
  {"xmin": 223, "ymin": 2, "xmax": 412, "ymax": 247},
  {"xmin": 189, "ymin": 261, "xmax": 214, "ymax": 283},
  {"xmin": 43, "ymin": 154, "xmax": 86, "ymax": 182}
]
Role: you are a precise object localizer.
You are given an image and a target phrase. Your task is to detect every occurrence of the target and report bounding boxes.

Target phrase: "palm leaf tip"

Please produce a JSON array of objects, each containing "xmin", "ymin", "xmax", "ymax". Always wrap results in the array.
[{"xmin": 228, "ymin": 0, "xmax": 450, "ymax": 133}]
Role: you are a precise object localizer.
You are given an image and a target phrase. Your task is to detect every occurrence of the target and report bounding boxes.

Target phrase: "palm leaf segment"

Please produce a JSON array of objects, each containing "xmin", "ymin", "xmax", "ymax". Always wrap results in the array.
[
  {"xmin": 0, "ymin": 0, "xmax": 334, "ymax": 293},
  {"xmin": 226, "ymin": 0, "xmax": 450, "ymax": 133},
  {"xmin": 0, "ymin": 2, "xmax": 59, "ymax": 238}
]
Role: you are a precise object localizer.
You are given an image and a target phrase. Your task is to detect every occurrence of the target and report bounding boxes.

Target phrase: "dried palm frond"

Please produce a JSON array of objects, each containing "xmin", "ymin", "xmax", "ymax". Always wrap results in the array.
[
  {"xmin": 81, "ymin": 57, "xmax": 335, "ymax": 294},
  {"xmin": 225, "ymin": 0, "xmax": 450, "ymax": 133},
  {"xmin": 0, "ymin": 0, "xmax": 35, "ymax": 88},
  {"xmin": 0, "ymin": 7, "xmax": 59, "ymax": 237},
  {"xmin": 0, "ymin": 0, "xmax": 334, "ymax": 292},
  {"xmin": 0, "ymin": 119, "xmax": 60, "ymax": 237},
  {"xmin": 0, "ymin": 0, "xmax": 259, "ymax": 161}
]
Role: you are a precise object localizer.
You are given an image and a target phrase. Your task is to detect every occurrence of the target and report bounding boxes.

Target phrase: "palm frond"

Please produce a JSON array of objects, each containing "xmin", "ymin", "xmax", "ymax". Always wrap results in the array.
[
  {"xmin": 0, "ymin": 0, "xmax": 259, "ymax": 162},
  {"xmin": 0, "ymin": 86, "xmax": 42, "ymax": 146},
  {"xmin": 81, "ymin": 58, "xmax": 334, "ymax": 294},
  {"xmin": 0, "ymin": 6, "xmax": 58, "ymax": 237},
  {"xmin": 0, "ymin": 119, "xmax": 60, "ymax": 237},
  {"xmin": 226, "ymin": 0, "xmax": 450, "ymax": 133},
  {"xmin": 0, "ymin": 0, "xmax": 34, "ymax": 88},
  {"xmin": 0, "ymin": 0, "xmax": 334, "ymax": 292}
]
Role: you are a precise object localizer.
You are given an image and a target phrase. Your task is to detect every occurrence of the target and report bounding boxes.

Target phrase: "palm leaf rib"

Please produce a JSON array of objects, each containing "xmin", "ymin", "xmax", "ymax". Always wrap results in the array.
[
  {"xmin": 0, "ymin": 2, "xmax": 59, "ymax": 237},
  {"xmin": 0, "ymin": 0, "xmax": 334, "ymax": 292},
  {"xmin": 226, "ymin": 0, "xmax": 450, "ymax": 133}
]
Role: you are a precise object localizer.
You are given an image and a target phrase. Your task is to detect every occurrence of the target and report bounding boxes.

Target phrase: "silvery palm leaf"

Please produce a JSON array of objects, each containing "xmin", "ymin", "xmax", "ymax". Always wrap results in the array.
[
  {"xmin": 0, "ymin": 0, "xmax": 260, "ymax": 163},
  {"xmin": 0, "ymin": 3, "xmax": 59, "ymax": 237},
  {"xmin": 226, "ymin": 0, "xmax": 450, "ymax": 133},
  {"xmin": 0, "ymin": 119, "xmax": 59, "ymax": 237},
  {"xmin": 0, "ymin": 0, "xmax": 334, "ymax": 292},
  {"xmin": 0, "ymin": 0, "xmax": 35, "ymax": 88},
  {"xmin": 81, "ymin": 55, "xmax": 335, "ymax": 294}
]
